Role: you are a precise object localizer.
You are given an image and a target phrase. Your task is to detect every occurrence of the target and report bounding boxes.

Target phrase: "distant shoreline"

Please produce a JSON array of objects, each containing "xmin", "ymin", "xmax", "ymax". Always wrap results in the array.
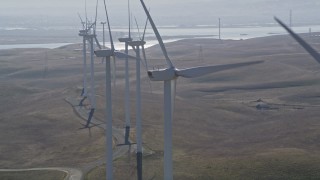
[
  {"xmin": 2, "ymin": 25, "xmax": 320, "ymax": 47},
  {"xmin": 0, "ymin": 43, "xmax": 74, "ymax": 50},
  {"xmin": 1, "ymin": 24, "xmax": 320, "ymax": 50}
]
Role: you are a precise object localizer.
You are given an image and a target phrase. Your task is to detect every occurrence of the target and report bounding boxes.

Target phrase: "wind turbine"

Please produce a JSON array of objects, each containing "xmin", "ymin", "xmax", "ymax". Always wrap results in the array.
[
  {"xmin": 94, "ymin": 0, "xmax": 135, "ymax": 179},
  {"xmin": 81, "ymin": 0, "xmax": 103, "ymax": 128},
  {"xmin": 77, "ymin": 11, "xmax": 88, "ymax": 99},
  {"xmin": 118, "ymin": 0, "xmax": 133, "ymax": 145},
  {"xmin": 127, "ymin": 23, "xmax": 149, "ymax": 179},
  {"xmin": 121, "ymin": 13, "xmax": 150, "ymax": 180},
  {"xmin": 128, "ymin": 40, "xmax": 145, "ymax": 180},
  {"xmin": 118, "ymin": 6, "xmax": 150, "ymax": 179},
  {"xmin": 78, "ymin": 2, "xmax": 98, "ymax": 116},
  {"xmin": 274, "ymin": 17, "xmax": 320, "ymax": 64},
  {"xmin": 139, "ymin": 0, "xmax": 263, "ymax": 179},
  {"xmin": 78, "ymin": 18, "xmax": 89, "ymax": 103}
]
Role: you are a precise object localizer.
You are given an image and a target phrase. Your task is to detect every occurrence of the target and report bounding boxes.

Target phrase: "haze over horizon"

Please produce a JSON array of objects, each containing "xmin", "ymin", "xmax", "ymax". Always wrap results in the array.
[{"xmin": 1, "ymin": 0, "xmax": 320, "ymax": 28}]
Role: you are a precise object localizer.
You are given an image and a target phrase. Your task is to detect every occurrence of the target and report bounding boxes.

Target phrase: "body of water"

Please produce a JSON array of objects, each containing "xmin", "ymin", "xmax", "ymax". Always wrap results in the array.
[
  {"xmin": 1, "ymin": 25, "xmax": 320, "ymax": 50},
  {"xmin": 0, "ymin": 43, "xmax": 73, "ymax": 50},
  {"xmin": 140, "ymin": 25, "xmax": 320, "ymax": 40}
]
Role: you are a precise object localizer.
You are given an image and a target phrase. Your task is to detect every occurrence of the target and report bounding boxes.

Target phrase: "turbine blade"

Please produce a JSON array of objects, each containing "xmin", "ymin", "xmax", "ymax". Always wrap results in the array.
[
  {"xmin": 128, "ymin": 0, "xmax": 131, "ymax": 39},
  {"xmin": 92, "ymin": 0, "xmax": 98, "ymax": 34},
  {"xmin": 134, "ymin": 16, "xmax": 142, "ymax": 40},
  {"xmin": 274, "ymin": 17, "xmax": 320, "ymax": 64},
  {"xmin": 87, "ymin": 22, "xmax": 95, "ymax": 30},
  {"xmin": 142, "ymin": 13, "xmax": 149, "ymax": 41},
  {"xmin": 94, "ymin": 0, "xmax": 98, "ymax": 25},
  {"xmin": 94, "ymin": 36, "xmax": 102, "ymax": 49},
  {"xmin": 103, "ymin": 0, "xmax": 115, "ymax": 51},
  {"xmin": 141, "ymin": 45, "xmax": 148, "ymax": 69},
  {"xmin": 142, "ymin": 45, "xmax": 153, "ymax": 93},
  {"xmin": 78, "ymin": 13, "xmax": 85, "ymax": 25},
  {"xmin": 176, "ymin": 61, "xmax": 263, "ymax": 78},
  {"xmin": 114, "ymin": 51, "xmax": 136, "ymax": 59},
  {"xmin": 85, "ymin": 0, "xmax": 88, "ymax": 30},
  {"xmin": 139, "ymin": 0, "xmax": 173, "ymax": 68}
]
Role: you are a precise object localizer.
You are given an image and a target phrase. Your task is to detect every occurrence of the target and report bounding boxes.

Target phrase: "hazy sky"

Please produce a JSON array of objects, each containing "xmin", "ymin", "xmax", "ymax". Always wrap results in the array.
[{"xmin": 1, "ymin": 0, "xmax": 320, "ymax": 27}]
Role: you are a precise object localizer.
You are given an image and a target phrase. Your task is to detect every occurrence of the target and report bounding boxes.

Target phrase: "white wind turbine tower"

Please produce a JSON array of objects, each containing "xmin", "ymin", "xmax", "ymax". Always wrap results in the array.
[
  {"xmin": 127, "ymin": 20, "xmax": 149, "ymax": 180},
  {"xmin": 275, "ymin": 17, "xmax": 320, "ymax": 64},
  {"xmin": 118, "ymin": 0, "xmax": 133, "ymax": 145},
  {"xmin": 128, "ymin": 40, "xmax": 144, "ymax": 180},
  {"xmin": 94, "ymin": 0, "xmax": 135, "ymax": 178},
  {"xmin": 139, "ymin": 0, "xmax": 263, "ymax": 179}
]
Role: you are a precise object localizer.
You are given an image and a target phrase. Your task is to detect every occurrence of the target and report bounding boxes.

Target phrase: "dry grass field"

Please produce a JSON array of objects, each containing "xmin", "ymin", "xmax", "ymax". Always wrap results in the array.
[
  {"xmin": 0, "ymin": 170, "xmax": 67, "ymax": 180},
  {"xmin": 1, "ymin": 33, "xmax": 320, "ymax": 179}
]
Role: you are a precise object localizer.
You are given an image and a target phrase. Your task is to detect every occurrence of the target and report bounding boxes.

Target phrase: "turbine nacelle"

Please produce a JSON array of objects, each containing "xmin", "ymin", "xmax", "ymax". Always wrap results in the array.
[
  {"xmin": 147, "ymin": 67, "xmax": 176, "ymax": 81},
  {"xmin": 119, "ymin": 37, "xmax": 133, "ymax": 43},
  {"xmin": 94, "ymin": 49, "xmax": 114, "ymax": 57},
  {"xmin": 128, "ymin": 40, "xmax": 146, "ymax": 47},
  {"xmin": 95, "ymin": 49, "xmax": 136, "ymax": 60},
  {"xmin": 79, "ymin": 30, "xmax": 88, "ymax": 36}
]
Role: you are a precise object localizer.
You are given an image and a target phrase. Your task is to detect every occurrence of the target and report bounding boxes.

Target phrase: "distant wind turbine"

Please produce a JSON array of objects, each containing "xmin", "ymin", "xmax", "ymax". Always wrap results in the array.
[
  {"xmin": 118, "ymin": 0, "xmax": 133, "ymax": 145},
  {"xmin": 78, "ymin": 16, "xmax": 89, "ymax": 101},
  {"xmin": 80, "ymin": 0, "xmax": 103, "ymax": 128},
  {"xmin": 139, "ymin": 0, "xmax": 263, "ymax": 179},
  {"xmin": 124, "ymin": 14, "xmax": 151, "ymax": 180},
  {"xmin": 127, "ymin": 17, "xmax": 149, "ymax": 179},
  {"xmin": 128, "ymin": 40, "xmax": 145, "ymax": 180},
  {"xmin": 94, "ymin": 0, "xmax": 135, "ymax": 179}
]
